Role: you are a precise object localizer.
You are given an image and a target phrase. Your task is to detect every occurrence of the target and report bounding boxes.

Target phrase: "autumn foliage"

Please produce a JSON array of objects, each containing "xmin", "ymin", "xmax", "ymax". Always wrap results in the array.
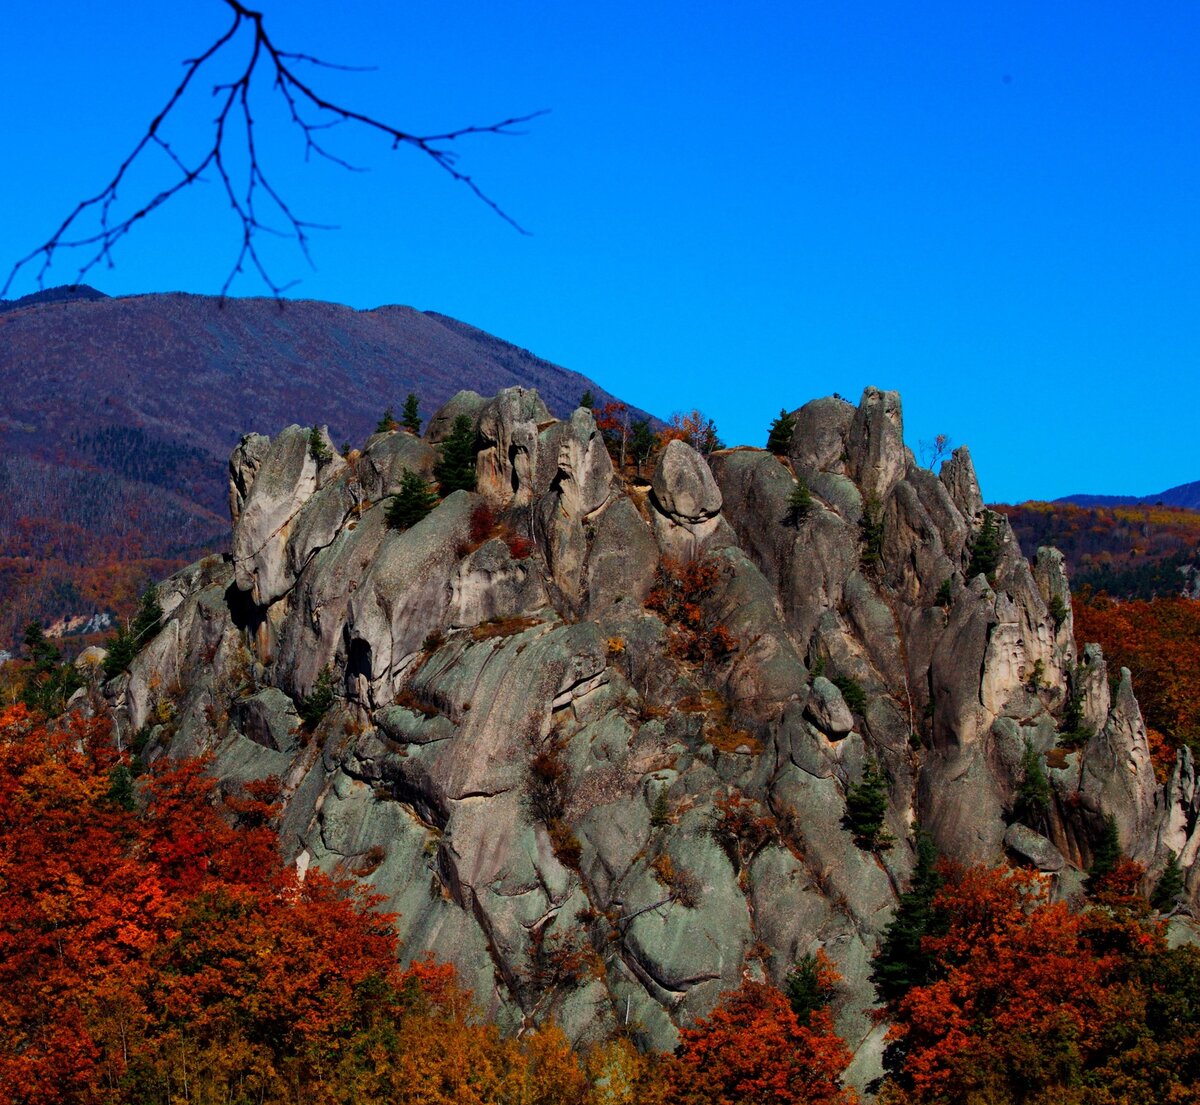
[
  {"xmin": 661, "ymin": 980, "xmax": 856, "ymax": 1105},
  {"xmin": 0, "ymin": 704, "xmax": 591, "ymax": 1105},
  {"xmin": 878, "ymin": 861, "xmax": 1200, "ymax": 1105},
  {"xmin": 1074, "ymin": 593, "xmax": 1200, "ymax": 758},
  {"xmin": 645, "ymin": 555, "xmax": 738, "ymax": 664}
]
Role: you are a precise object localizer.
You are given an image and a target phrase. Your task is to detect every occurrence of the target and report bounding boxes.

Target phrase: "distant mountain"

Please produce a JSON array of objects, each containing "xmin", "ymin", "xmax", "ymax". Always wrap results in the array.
[
  {"xmin": 0, "ymin": 283, "xmax": 108, "ymax": 314},
  {"xmin": 997, "ymin": 498, "xmax": 1200, "ymax": 601},
  {"xmin": 0, "ymin": 289, "xmax": 654, "ymax": 648},
  {"xmin": 1055, "ymin": 479, "xmax": 1200, "ymax": 511}
]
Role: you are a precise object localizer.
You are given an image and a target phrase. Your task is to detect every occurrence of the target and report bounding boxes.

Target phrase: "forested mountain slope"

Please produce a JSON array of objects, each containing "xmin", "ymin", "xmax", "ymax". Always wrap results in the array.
[{"xmin": 0, "ymin": 290, "xmax": 649, "ymax": 646}]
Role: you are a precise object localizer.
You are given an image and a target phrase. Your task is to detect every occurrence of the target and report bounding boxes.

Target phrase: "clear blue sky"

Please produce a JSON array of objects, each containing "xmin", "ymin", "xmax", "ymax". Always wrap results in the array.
[{"xmin": 3, "ymin": 2, "xmax": 1197, "ymax": 503}]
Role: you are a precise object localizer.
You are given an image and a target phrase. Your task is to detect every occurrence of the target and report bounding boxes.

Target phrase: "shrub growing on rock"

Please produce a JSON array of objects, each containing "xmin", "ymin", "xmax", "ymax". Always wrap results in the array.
[
  {"xmin": 385, "ymin": 469, "xmax": 438, "ymax": 530},
  {"xmin": 843, "ymin": 757, "xmax": 890, "ymax": 850},
  {"xmin": 859, "ymin": 496, "xmax": 885, "ymax": 574},
  {"xmin": 436, "ymin": 414, "xmax": 479, "ymax": 494},
  {"xmin": 786, "ymin": 478, "xmax": 814, "ymax": 525},
  {"xmin": 297, "ymin": 667, "xmax": 335, "ymax": 726},
  {"xmin": 966, "ymin": 510, "xmax": 1002, "ymax": 583},
  {"xmin": 401, "ymin": 392, "xmax": 422, "ymax": 433},
  {"xmin": 766, "ymin": 408, "xmax": 796, "ymax": 455},
  {"xmin": 1014, "ymin": 738, "xmax": 1051, "ymax": 827}
]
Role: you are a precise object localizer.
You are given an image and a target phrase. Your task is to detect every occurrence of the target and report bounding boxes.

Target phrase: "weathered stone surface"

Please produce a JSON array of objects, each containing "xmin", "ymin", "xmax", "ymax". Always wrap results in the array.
[
  {"xmin": 229, "ymin": 432, "xmax": 270, "ymax": 524},
  {"xmin": 1080, "ymin": 669, "xmax": 1158, "ymax": 861},
  {"xmin": 650, "ymin": 440, "xmax": 722, "ymax": 523},
  {"xmin": 425, "ymin": 389, "xmax": 490, "ymax": 442},
  {"xmin": 112, "ymin": 383, "xmax": 1183, "ymax": 1057},
  {"xmin": 536, "ymin": 407, "xmax": 618, "ymax": 605},
  {"xmin": 846, "ymin": 387, "xmax": 907, "ymax": 504},
  {"xmin": 806, "ymin": 677, "xmax": 854, "ymax": 736},
  {"xmin": 357, "ymin": 431, "xmax": 435, "ymax": 500},
  {"xmin": 788, "ymin": 396, "xmax": 854, "ymax": 476},
  {"xmin": 448, "ymin": 537, "xmax": 547, "ymax": 628},
  {"xmin": 475, "ymin": 386, "xmax": 554, "ymax": 506},
  {"xmin": 231, "ymin": 425, "xmax": 340, "ymax": 606},
  {"xmin": 940, "ymin": 444, "xmax": 985, "ymax": 520},
  {"xmin": 232, "ymin": 687, "xmax": 301, "ymax": 754},
  {"xmin": 1004, "ymin": 822, "xmax": 1066, "ymax": 871}
]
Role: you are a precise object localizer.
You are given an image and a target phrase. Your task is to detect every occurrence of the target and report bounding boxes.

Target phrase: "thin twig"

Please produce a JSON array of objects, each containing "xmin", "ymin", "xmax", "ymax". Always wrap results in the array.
[{"xmin": 3, "ymin": 0, "xmax": 546, "ymax": 299}]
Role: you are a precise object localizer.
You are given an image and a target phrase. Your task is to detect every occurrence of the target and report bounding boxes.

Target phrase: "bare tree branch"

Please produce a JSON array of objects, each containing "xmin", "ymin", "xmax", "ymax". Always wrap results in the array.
[{"xmin": 3, "ymin": 0, "xmax": 547, "ymax": 299}]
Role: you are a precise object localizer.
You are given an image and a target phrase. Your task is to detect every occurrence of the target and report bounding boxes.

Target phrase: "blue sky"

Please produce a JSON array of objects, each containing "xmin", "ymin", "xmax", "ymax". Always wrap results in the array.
[{"xmin": 2, "ymin": 2, "xmax": 1197, "ymax": 503}]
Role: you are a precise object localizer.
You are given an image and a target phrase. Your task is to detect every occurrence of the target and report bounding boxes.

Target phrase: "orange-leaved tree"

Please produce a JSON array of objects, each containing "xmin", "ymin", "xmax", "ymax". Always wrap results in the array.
[
  {"xmin": 0, "ymin": 703, "xmax": 590, "ymax": 1105},
  {"xmin": 662, "ymin": 979, "xmax": 857, "ymax": 1105},
  {"xmin": 878, "ymin": 861, "xmax": 1200, "ymax": 1105}
]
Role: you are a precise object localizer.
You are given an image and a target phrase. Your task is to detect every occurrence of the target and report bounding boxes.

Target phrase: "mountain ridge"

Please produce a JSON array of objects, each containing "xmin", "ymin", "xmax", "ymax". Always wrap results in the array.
[
  {"xmin": 1053, "ymin": 477, "xmax": 1200, "ymax": 511},
  {"xmin": 0, "ymin": 289, "xmax": 656, "ymax": 646}
]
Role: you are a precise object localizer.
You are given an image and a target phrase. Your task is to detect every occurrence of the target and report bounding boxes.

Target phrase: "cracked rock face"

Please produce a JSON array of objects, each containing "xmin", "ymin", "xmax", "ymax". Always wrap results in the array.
[{"xmin": 110, "ymin": 384, "xmax": 1188, "ymax": 1090}]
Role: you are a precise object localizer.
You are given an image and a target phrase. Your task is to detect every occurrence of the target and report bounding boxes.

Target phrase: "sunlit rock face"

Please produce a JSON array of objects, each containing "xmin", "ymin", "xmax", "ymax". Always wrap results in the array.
[{"xmin": 112, "ymin": 385, "xmax": 1182, "ymax": 1090}]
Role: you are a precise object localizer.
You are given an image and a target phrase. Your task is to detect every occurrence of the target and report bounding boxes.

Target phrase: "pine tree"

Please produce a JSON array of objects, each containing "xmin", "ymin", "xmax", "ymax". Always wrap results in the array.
[
  {"xmin": 22, "ymin": 621, "xmax": 60, "ymax": 673},
  {"xmin": 967, "ymin": 510, "xmax": 1002, "ymax": 582},
  {"xmin": 785, "ymin": 952, "xmax": 834, "ymax": 1024},
  {"xmin": 843, "ymin": 757, "xmax": 890, "ymax": 849},
  {"xmin": 630, "ymin": 419, "xmax": 655, "ymax": 476},
  {"xmin": 130, "ymin": 585, "xmax": 163, "ymax": 646},
  {"xmin": 401, "ymin": 393, "xmax": 422, "ymax": 433},
  {"xmin": 579, "ymin": 389, "xmax": 594, "ymax": 409},
  {"xmin": 435, "ymin": 414, "xmax": 479, "ymax": 494},
  {"xmin": 872, "ymin": 830, "xmax": 943, "ymax": 1004},
  {"xmin": 786, "ymin": 478, "xmax": 813, "ymax": 525},
  {"xmin": 102, "ymin": 626, "xmax": 137, "ymax": 681},
  {"xmin": 385, "ymin": 469, "xmax": 439, "ymax": 530},
  {"xmin": 1086, "ymin": 814, "xmax": 1122, "ymax": 893},
  {"xmin": 101, "ymin": 586, "xmax": 164, "ymax": 681},
  {"xmin": 376, "ymin": 407, "xmax": 398, "ymax": 433},
  {"xmin": 297, "ymin": 667, "xmax": 336, "ymax": 726},
  {"xmin": 860, "ymin": 495, "xmax": 885, "ymax": 574},
  {"xmin": 308, "ymin": 425, "xmax": 332, "ymax": 465},
  {"xmin": 1014, "ymin": 738, "xmax": 1051, "ymax": 826},
  {"xmin": 766, "ymin": 408, "xmax": 796, "ymax": 455},
  {"xmin": 1152, "ymin": 850, "xmax": 1185, "ymax": 913}
]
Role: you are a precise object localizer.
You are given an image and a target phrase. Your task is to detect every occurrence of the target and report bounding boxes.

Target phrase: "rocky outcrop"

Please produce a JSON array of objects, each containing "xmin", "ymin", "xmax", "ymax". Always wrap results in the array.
[{"xmin": 108, "ymin": 384, "xmax": 1188, "ymax": 1089}]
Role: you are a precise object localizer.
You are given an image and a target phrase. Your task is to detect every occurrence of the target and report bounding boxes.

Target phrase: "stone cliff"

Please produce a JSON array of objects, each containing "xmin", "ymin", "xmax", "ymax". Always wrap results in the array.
[{"xmin": 103, "ymin": 385, "xmax": 1199, "ymax": 1088}]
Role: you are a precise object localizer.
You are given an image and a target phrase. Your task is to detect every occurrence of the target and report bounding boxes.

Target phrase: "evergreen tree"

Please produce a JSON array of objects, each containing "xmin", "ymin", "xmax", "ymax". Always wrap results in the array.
[
  {"xmin": 843, "ymin": 757, "xmax": 890, "ymax": 849},
  {"xmin": 872, "ymin": 830, "xmax": 943, "ymax": 1004},
  {"xmin": 966, "ymin": 510, "xmax": 1002, "ymax": 582},
  {"xmin": 297, "ymin": 666, "xmax": 336, "ymax": 726},
  {"xmin": 102, "ymin": 626, "xmax": 137, "ymax": 681},
  {"xmin": 385, "ymin": 469, "xmax": 439, "ymax": 530},
  {"xmin": 766, "ymin": 408, "xmax": 796, "ymax": 456},
  {"xmin": 20, "ymin": 621, "xmax": 82, "ymax": 713},
  {"xmin": 1086, "ymin": 814, "xmax": 1122, "ymax": 893},
  {"xmin": 101, "ymin": 586, "xmax": 163, "ymax": 681},
  {"xmin": 1059, "ymin": 669, "xmax": 1094, "ymax": 746},
  {"xmin": 22, "ymin": 621, "xmax": 60, "ymax": 673},
  {"xmin": 1014, "ymin": 738, "xmax": 1051, "ymax": 826},
  {"xmin": 630, "ymin": 419, "xmax": 655, "ymax": 476},
  {"xmin": 579, "ymin": 389, "xmax": 594, "ymax": 409},
  {"xmin": 860, "ymin": 495, "xmax": 885, "ymax": 574},
  {"xmin": 308, "ymin": 425, "xmax": 332, "ymax": 465},
  {"xmin": 785, "ymin": 952, "xmax": 834, "ymax": 1025},
  {"xmin": 401, "ymin": 393, "xmax": 422, "ymax": 433},
  {"xmin": 650, "ymin": 787, "xmax": 671, "ymax": 828},
  {"xmin": 786, "ymin": 478, "xmax": 813, "ymax": 525},
  {"xmin": 106, "ymin": 763, "xmax": 137, "ymax": 812},
  {"xmin": 130, "ymin": 585, "xmax": 163, "ymax": 646},
  {"xmin": 375, "ymin": 407, "xmax": 398, "ymax": 433},
  {"xmin": 435, "ymin": 414, "xmax": 479, "ymax": 494},
  {"xmin": 1152, "ymin": 850, "xmax": 1185, "ymax": 913}
]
